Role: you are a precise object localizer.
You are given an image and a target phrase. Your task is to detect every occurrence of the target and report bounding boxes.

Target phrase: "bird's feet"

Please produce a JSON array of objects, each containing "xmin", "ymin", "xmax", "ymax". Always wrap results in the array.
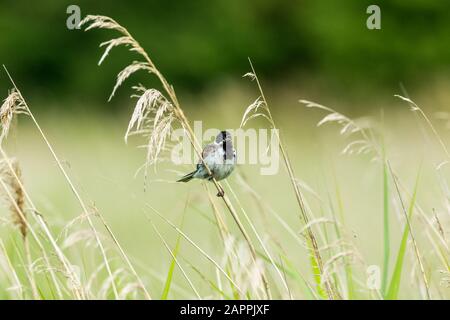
[{"xmin": 216, "ymin": 188, "xmax": 225, "ymax": 197}]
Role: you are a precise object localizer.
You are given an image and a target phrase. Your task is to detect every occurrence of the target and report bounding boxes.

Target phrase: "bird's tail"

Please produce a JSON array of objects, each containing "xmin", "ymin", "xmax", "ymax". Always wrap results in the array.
[{"xmin": 177, "ymin": 170, "xmax": 196, "ymax": 183}]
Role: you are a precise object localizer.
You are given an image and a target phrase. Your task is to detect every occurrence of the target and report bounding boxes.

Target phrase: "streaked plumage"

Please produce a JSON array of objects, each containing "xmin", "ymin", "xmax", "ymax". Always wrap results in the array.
[{"xmin": 177, "ymin": 131, "xmax": 236, "ymax": 183}]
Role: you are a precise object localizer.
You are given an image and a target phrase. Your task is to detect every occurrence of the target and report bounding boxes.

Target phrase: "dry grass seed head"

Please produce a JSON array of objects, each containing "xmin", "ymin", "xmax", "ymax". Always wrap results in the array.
[
  {"xmin": 0, "ymin": 89, "xmax": 29, "ymax": 143},
  {"xmin": 241, "ymin": 73, "xmax": 277, "ymax": 128},
  {"xmin": 242, "ymin": 72, "xmax": 257, "ymax": 81},
  {"xmin": 109, "ymin": 62, "xmax": 153, "ymax": 101},
  {"xmin": 80, "ymin": 15, "xmax": 128, "ymax": 34},
  {"xmin": 0, "ymin": 158, "xmax": 26, "ymax": 238},
  {"xmin": 222, "ymin": 235, "xmax": 265, "ymax": 296},
  {"xmin": 62, "ymin": 229, "xmax": 99, "ymax": 249},
  {"xmin": 300, "ymin": 99, "xmax": 380, "ymax": 159},
  {"xmin": 80, "ymin": 15, "xmax": 151, "ymax": 97},
  {"xmin": 126, "ymin": 87, "xmax": 175, "ymax": 172},
  {"xmin": 82, "ymin": 15, "xmax": 178, "ymax": 178},
  {"xmin": 240, "ymin": 96, "xmax": 271, "ymax": 128}
]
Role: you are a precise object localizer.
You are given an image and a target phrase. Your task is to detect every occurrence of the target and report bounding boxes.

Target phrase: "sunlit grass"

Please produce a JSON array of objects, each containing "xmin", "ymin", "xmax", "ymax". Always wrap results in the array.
[
  {"xmin": 0, "ymin": 14, "xmax": 449, "ymax": 300},
  {"xmin": 0, "ymin": 88, "xmax": 448, "ymax": 299}
]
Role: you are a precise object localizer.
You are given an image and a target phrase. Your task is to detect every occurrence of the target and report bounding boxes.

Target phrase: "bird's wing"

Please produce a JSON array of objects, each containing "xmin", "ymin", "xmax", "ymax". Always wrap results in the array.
[{"xmin": 198, "ymin": 143, "xmax": 218, "ymax": 164}]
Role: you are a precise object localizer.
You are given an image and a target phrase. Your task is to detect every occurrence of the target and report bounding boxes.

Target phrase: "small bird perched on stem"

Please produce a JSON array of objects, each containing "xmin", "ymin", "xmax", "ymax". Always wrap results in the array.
[{"xmin": 177, "ymin": 130, "xmax": 236, "ymax": 196}]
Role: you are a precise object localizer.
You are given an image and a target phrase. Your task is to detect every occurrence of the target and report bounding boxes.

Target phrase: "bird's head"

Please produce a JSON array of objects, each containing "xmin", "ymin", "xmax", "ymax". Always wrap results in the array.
[{"xmin": 215, "ymin": 130, "xmax": 232, "ymax": 144}]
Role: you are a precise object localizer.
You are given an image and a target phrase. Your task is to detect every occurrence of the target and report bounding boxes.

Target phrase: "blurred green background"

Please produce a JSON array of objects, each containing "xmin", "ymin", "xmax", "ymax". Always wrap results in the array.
[{"xmin": 1, "ymin": 0, "xmax": 450, "ymax": 111}]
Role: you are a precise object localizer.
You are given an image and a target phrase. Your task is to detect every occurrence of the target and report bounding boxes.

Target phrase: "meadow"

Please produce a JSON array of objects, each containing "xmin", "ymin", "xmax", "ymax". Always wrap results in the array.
[{"xmin": 0, "ymin": 15, "xmax": 448, "ymax": 300}]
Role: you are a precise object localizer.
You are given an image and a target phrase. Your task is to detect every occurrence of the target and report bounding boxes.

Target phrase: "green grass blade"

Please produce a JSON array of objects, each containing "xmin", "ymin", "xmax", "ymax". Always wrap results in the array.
[
  {"xmin": 160, "ymin": 234, "xmax": 181, "ymax": 299},
  {"xmin": 381, "ymin": 157, "xmax": 390, "ymax": 297},
  {"xmin": 160, "ymin": 209, "xmax": 186, "ymax": 299},
  {"xmin": 182, "ymin": 257, "xmax": 232, "ymax": 300},
  {"xmin": 386, "ymin": 169, "xmax": 420, "ymax": 299},
  {"xmin": 307, "ymin": 237, "xmax": 327, "ymax": 299},
  {"xmin": 328, "ymin": 172, "xmax": 356, "ymax": 300},
  {"xmin": 257, "ymin": 250, "xmax": 315, "ymax": 299}
]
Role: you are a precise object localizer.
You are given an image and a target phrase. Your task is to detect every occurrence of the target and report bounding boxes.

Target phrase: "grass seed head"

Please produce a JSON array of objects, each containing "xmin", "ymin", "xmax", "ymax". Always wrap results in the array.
[
  {"xmin": 0, "ymin": 158, "xmax": 26, "ymax": 238},
  {"xmin": 0, "ymin": 89, "xmax": 29, "ymax": 144}
]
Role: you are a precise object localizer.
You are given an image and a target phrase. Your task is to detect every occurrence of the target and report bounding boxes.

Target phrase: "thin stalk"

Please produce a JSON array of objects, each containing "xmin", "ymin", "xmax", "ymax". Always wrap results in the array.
[
  {"xmin": 204, "ymin": 184, "xmax": 242, "ymax": 299},
  {"xmin": 147, "ymin": 205, "xmax": 245, "ymax": 296},
  {"xmin": 204, "ymin": 183, "xmax": 271, "ymax": 298},
  {"xmin": 0, "ymin": 153, "xmax": 79, "ymax": 299},
  {"xmin": 116, "ymin": 32, "xmax": 271, "ymax": 299},
  {"xmin": 0, "ymin": 239, "xmax": 24, "ymax": 299},
  {"xmin": 23, "ymin": 237, "xmax": 39, "ymax": 299},
  {"xmin": 148, "ymin": 218, "xmax": 201, "ymax": 299},
  {"xmin": 381, "ymin": 157, "xmax": 390, "ymax": 296},
  {"xmin": 3, "ymin": 65, "xmax": 120, "ymax": 300},
  {"xmin": 388, "ymin": 161, "xmax": 431, "ymax": 299},
  {"xmin": 396, "ymin": 95, "xmax": 450, "ymax": 159},
  {"xmin": 95, "ymin": 212, "xmax": 151, "ymax": 299},
  {"xmin": 329, "ymin": 168, "xmax": 355, "ymax": 299},
  {"xmin": 83, "ymin": 17, "xmax": 267, "ymax": 298},
  {"xmin": 386, "ymin": 167, "xmax": 421, "ymax": 299},
  {"xmin": 225, "ymin": 180, "xmax": 292, "ymax": 299},
  {"xmin": 248, "ymin": 59, "xmax": 335, "ymax": 299}
]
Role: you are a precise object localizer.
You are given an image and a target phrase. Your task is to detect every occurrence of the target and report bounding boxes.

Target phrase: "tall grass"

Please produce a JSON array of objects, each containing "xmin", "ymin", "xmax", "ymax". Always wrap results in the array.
[
  {"xmin": 1, "ymin": 66, "xmax": 150, "ymax": 299},
  {"xmin": 79, "ymin": 14, "xmax": 275, "ymax": 299},
  {"xmin": 0, "ymin": 13, "xmax": 448, "ymax": 300}
]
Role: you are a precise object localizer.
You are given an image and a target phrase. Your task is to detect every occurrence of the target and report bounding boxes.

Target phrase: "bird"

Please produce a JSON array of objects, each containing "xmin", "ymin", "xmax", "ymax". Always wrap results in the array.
[{"xmin": 177, "ymin": 130, "xmax": 236, "ymax": 196}]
